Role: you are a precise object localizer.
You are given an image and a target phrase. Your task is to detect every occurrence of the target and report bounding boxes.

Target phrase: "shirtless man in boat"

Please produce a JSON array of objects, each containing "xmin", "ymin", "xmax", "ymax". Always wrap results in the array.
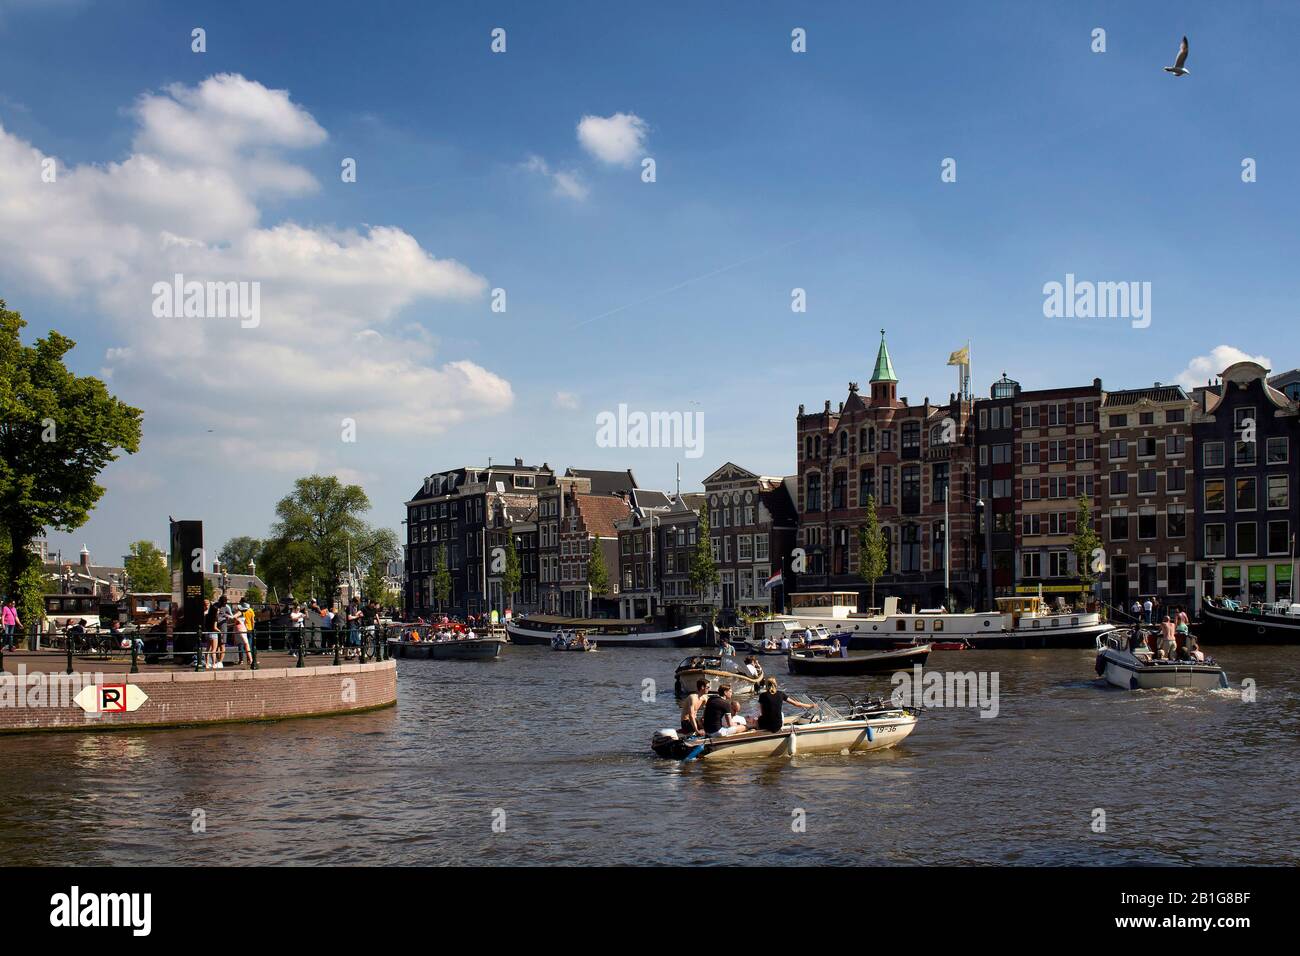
[
  {"xmin": 680, "ymin": 679, "xmax": 710, "ymax": 737},
  {"xmin": 1156, "ymin": 616, "xmax": 1178, "ymax": 659}
]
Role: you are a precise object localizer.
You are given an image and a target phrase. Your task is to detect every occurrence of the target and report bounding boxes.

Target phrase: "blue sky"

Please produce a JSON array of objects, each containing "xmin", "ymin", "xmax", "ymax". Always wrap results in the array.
[{"xmin": 3, "ymin": 0, "xmax": 1297, "ymax": 567}]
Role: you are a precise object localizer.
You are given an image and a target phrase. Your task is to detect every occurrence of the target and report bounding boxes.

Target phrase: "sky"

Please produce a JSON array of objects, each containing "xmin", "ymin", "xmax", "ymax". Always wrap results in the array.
[{"xmin": 2, "ymin": 0, "xmax": 1297, "ymax": 567}]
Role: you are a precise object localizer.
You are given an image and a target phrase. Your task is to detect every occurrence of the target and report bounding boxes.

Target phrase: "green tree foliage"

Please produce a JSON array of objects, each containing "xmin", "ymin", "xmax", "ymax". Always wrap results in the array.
[
  {"xmin": 259, "ymin": 475, "xmax": 397, "ymax": 600},
  {"xmin": 243, "ymin": 584, "xmax": 265, "ymax": 606},
  {"xmin": 1071, "ymin": 496, "xmax": 1101, "ymax": 602},
  {"xmin": 857, "ymin": 494, "xmax": 888, "ymax": 610},
  {"xmin": 217, "ymin": 536, "xmax": 263, "ymax": 575},
  {"xmin": 587, "ymin": 538, "xmax": 610, "ymax": 597},
  {"xmin": 433, "ymin": 545, "xmax": 451, "ymax": 609},
  {"xmin": 502, "ymin": 533, "xmax": 522, "ymax": 605},
  {"xmin": 688, "ymin": 506, "xmax": 720, "ymax": 598},
  {"xmin": 124, "ymin": 540, "xmax": 169, "ymax": 592},
  {"xmin": 0, "ymin": 300, "xmax": 142, "ymax": 617}
]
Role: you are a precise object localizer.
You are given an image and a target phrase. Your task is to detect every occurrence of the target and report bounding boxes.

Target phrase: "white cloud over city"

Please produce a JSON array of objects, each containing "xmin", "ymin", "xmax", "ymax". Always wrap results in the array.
[
  {"xmin": 0, "ymin": 73, "xmax": 512, "ymax": 472},
  {"xmin": 1175, "ymin": 345, "xmax": 1273, "ymax": 390}
]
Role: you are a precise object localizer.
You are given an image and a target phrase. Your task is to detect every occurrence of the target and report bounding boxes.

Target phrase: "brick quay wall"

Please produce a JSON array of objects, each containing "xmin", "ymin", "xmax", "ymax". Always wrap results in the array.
[{"xmin": 0, "ymin": 659, "xmax": 397, "ymax": 735}]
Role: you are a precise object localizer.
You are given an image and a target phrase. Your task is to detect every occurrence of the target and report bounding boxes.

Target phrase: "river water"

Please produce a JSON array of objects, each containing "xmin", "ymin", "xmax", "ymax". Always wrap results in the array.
[{"xmin": 1, "ymin": 646, "xmax": 1296, "ymax": 866}]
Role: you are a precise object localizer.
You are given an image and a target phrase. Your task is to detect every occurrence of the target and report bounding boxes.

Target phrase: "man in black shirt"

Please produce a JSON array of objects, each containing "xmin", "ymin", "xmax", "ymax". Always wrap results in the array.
[{"xmin": 702, "ymin": 685, "xmax": 735, "ymax": 736}]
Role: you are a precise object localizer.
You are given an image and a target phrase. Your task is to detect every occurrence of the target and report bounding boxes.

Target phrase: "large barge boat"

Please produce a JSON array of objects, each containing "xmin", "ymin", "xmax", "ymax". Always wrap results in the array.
[
  {"xmin": 506, "ymin": 613, "xmax": 706, "ymax": 648},
  {"xmin": 1197, "ymin": 597, "xmax": 1300, "ymax": 645},
  {"xmin": 779, "ymin": 592, "xmax": 1114, "ymax": 650}
]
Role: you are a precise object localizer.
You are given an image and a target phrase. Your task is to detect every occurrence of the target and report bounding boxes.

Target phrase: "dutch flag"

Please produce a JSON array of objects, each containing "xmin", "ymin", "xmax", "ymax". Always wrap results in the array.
[{"xmin": 763, "ymin": 571, "xmax": 782, "ymax": 591}]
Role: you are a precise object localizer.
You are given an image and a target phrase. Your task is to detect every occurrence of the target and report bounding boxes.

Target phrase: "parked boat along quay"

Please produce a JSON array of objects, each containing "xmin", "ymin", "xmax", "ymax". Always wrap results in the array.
[{"xmin": 0, "ymin": 643, "xmax": 1294, "ymax": 866}]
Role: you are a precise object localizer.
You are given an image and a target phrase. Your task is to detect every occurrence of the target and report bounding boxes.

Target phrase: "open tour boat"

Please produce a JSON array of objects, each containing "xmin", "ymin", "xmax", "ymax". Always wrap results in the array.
[
  {"xmin": 651, "ymin": 695, "xmax": 918, "ymax": 761},
  {"xmin": 1094, "ymin": 630, "xmax": 1228, "ymax": 690},
  {"xmin": 387, "ymin": 635, "xmax": 505, "ymax": 660}
]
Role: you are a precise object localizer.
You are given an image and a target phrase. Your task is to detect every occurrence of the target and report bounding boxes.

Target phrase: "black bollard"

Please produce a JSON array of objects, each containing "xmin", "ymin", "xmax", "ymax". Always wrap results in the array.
[
  {"xmin": 67, "ymin": 635, "xmax": 74, "ymax": 675},
  {"xmin": 130, "ymin": 638, "xmax": 139, "ymax": 674},
  {"xmin": 296, "ymin": 632, "xmax": 305, "ymax": 669},
  {"xmin": 194, "ymin": 631, "xmax": 204, "ymax": 671},
  {"xmin": 332, "ymin": 636, "xmax": 341, "ymax": 666},
  {"xmin": 250, "ymin": 634, "xmax": 259, "ymax": 671}
]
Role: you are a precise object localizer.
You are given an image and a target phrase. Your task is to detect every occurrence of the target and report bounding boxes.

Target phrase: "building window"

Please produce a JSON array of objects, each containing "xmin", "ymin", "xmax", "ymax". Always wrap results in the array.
[
  {"xmin": 1110, "ymin": 471, "xmax": 1128, "ymax": 495},
  {"xmin": 1025, "ymin": 441, "xmax": 1041, "ymax": 464},
  {"xmin": 1167, "ymin": 505, "xmax": 1186, "ymax": 538},
  {"xmin": 901, "ymin": 466, "xmax": 921, "ymax": 514},
  {"xmin": 1166, "ymin": 434, "xmax": 1186, "ymax": 456},
  {"xmin": 901, "ymin": 421, "xmax": 920, "ymax": 453},
  {"xmin": 1203, "ymin": 442, "xmax": 1224, "ymax": 468},
  {"xmin": 806, "ymin": 473, "xmax": 822, "ymax": 512},
  {"xmin": 1204, "ymin": 523, "xmax": 1226, "ymax": 557},
  {"xmin": 1234, "ymin": 440, "xmax": 1256, "ymax": 467},
  {"xmin": 900, "ymin": 525, "xmax": 920, "ymax": 572},
  {"xmin": 1235, "ymin": 477, "xmax": 1256, "ymax": 512},
  {"xmin": 1166, "ymin": 408, "xmax": 1186, "ymax": 424},
  {"xmin": 1110, "ymin": 509, "xmax": 1129, "ymax": 541},
  {"xmin": 1268, "ymin": 474, "xmax": 1289, "ymax": 510},
  {"xmin": 1108, "ymin": 414, "xmax": 1128, "ymax": 428},
  {"xmin": 1233, "ymin": 407, "xmax": 1255, "ymax": 431},
  {"xmin": 1268, "ymin": 520, "xmax": 1290, "ymax": 556},
  {"xmin": 1138, "ymin": 508, "xmax": 1157, "ymax": 540},
  {"xmin": 832, "ymin": 470, "xmax": 847, "ymax": 510},
  {"xmin": 1048, "ymin": 551, "xmax": 1071, "ymax": 577},
  {"xmin": 1109, "ymin": 439, "xmax": 1128, "ymax": 461},
  {"xmin": 1166, "ymin": 467, "xmax": 1186, "ymax": 493},
  {"xmin": 1203, "ymin": 479, "xmax": 1225, "ymax": 513},
  {"xmin": 860, "ymin": 468, "xmax": 875, "ymax": 504},
  {"xmin": 932, "ymin": 463, "xmax": 949, "ymax": 503},
  {"xmin": 1266, "ymin": 437, "xmax": 1289, "ymax": 464},
  {"xmin": 1139, "ymin": 469, "xmax": 1157, "ymax": 494},
  {"xmin": 1168, "ymin": 557, "xmax": 1187, "ymax": 594},
  {"xmin": 1022, "ymin": 551, "xmax": 1041, "ymax": 578},
  {"xmin": 1237, "ymin": 522, "xmax": 1258, "ymax": 556},
  {"xmin": 1137, "ymin": 437, "xmax": 1157, "ymax": 459}
]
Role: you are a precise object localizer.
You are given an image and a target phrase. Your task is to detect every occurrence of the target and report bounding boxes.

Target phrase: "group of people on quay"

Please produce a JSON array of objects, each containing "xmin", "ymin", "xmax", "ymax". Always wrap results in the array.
[
  {"xmin": 678, "ymin": 677, "xmax": 815, "ymax": 739},
  {"xmin": 196, "ymin": 595, "xmax": 382, "ymax": 668}
]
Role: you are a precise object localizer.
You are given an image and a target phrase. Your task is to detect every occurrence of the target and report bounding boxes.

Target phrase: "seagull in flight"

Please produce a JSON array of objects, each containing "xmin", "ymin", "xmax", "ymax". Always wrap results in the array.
[{"xmin": 1163, "ymin": 35, "xmax": 1190, "ymax": 76}]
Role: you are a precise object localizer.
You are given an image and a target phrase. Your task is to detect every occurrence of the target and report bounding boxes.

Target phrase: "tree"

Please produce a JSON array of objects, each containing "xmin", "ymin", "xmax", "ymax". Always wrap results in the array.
[
  {"xmin": 262, "ymin": 475, "xmax": 398, "ymax": 599},
  {"xmin": 362, "ymin": 561, "xmax": 388, "ymax": 605},
  {"xmin": 218, "ymin": 536, "xmax": 263, "ymax": 575},
  {"xmin": 858, "ymin": 494, "xmax": 888, "ymax": 610},
  {"xmin": 586, "ymin": 538, "xmax": 610, "ymax": 597},
  {"xmin": 432, "ymin": 545, "xmax": 452, "ymax": 610},
  {"xmin": 0, "ymin": 301, "xmax": 142, "ymax": 619},
  {"xmin": 502, "ymin": 533, "xmax": 521, "ymax": 606},
  {"xmin": 1071, "ymin": 495, "xmax": 1102, "ymax": 605},
  {"xmin": 124, "ymin": 540, "xmax": 169, "ymax": 592},
  {"xmin": 688, "ymin": 506, "xmax": 720, "ymax": 600},
  {"xmin": 202, "ymin": 577, "xmax": 215, "ymax": 600},
  {"xmin": 244, "ymin": 584, "xmax": 265, "ymax": 606}
]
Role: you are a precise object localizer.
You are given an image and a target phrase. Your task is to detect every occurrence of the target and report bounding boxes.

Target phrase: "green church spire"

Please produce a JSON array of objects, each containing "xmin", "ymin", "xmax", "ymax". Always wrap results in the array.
[{"xmin": 871, "ymin": 329, "xmax": 898, "ymax": 383}]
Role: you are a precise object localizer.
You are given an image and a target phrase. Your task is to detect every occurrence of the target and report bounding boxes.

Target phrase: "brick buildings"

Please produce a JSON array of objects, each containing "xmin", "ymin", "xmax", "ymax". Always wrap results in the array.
[
  {"xmin": 703, "ymin": 462, "xmax": 798, "ymax": 614},
  {"xmin": 404, "ymin": 459, "xmax": 553, "ymax": 618},
  {"xmin": 974, "ymin": 375, "xmax": 1019, "ymax": 604},
  {"xmin": 794, "ymin": 332, "xmax": 978, "ymax": 610},
  {"xmin": 1098, "ymin": 384, "xmax": 1195, "ymax": 608},
  {"xmin": 616, "ymin": 490, "xmax": 705, "ymax": 619},
  {"xmin": 1012, "ymin": 380, "xmax": 1102, "ymax": 597}
]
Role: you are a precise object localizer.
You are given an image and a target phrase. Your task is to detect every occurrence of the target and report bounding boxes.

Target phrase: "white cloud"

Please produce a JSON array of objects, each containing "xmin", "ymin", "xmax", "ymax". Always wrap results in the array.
[
  {"xmin": 576, "ymin": 112, "xmax": 648, "ymax": 166},
  {"xmin": 553, "ymin": 390, "xmax": 579, "ymax": 410},
  {"xmin": 521, "ymin": 154, "xmax": 588, "ymax": 201},
  {"xmin": 1175, "ymin": 345, "xmax": 1272, "ymax": 390},
  {"xmin": 0, "ymin": 73, "xmax": 512, "ymax": 474}
]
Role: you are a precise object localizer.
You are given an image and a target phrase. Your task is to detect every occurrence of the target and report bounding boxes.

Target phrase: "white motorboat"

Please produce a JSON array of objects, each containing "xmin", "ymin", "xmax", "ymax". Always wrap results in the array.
[
  {"xmin": 1094, "ymin": 630, "xmax": 1228, "ymax": 691},
  {"xmin": 783, "ymin": 592, "xmax": 1114, "ymax": 649},
  {"xmin": 673, "ymin": 654, "xmax": 766, "ymax": 696},
  {"xmin": 651, "ymin": 696, "xmax": 917, "ymax": 761}
]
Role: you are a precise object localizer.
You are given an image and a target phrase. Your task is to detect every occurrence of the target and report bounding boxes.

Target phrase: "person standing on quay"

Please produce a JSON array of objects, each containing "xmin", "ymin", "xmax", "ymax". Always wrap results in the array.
[
  {"xmin": 2, "ymin": 598, "xmax": 21, "ymax": 651},
  {"xmin": 1143, "ymin": 597, "xmax": 1154, "ymax": 625}
]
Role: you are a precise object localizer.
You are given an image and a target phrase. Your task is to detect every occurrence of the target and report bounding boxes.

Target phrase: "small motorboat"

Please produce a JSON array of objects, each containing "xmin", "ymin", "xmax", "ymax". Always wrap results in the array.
[
  {"xmin": 787, "ymin": 643, "xmax": 931, "ymax": 676},
  {"xmin": 551, "ymin": 631, "xmax": 598, "ymax": 652},
  {"xmin": 651, "ymin": 695, "xmax": 918, "ymax": 761},
  {"xmin": 1094, "ymin": 630, "xmax": 1228, "ymax": 690},
  {"xmin": 387, "ymin": 635, "xmax": 504, "ymax": 660},
  {"xmin": 674, "ymin": 655, "xmax": 765, "ymax": 696}
]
